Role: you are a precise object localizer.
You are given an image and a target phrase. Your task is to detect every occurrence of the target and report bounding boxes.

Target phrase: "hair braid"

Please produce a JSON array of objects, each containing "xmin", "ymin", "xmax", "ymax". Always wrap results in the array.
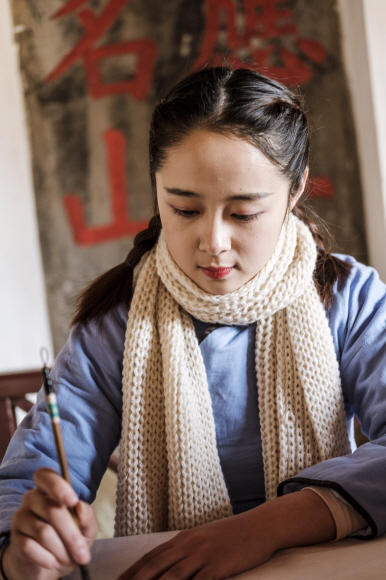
[
  {"xmin": 125, "ymin": 214, "xmax": 162, "ymax": 269},
  {"xmin": 71, "ymin": 215, "xmax": 162, "ymax": 327}
]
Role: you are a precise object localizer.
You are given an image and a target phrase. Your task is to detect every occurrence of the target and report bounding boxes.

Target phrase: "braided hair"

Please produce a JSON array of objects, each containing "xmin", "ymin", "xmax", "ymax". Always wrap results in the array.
[{"xmin": 71, "ymin": 214, "xmax": 162, "ymax": 326}]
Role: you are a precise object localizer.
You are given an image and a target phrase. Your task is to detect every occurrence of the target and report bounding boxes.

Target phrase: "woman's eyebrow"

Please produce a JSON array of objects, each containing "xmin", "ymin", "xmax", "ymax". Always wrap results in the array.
[{"xmin": 164, "ymin": 187, "xmax": 273, "ymax": 200}]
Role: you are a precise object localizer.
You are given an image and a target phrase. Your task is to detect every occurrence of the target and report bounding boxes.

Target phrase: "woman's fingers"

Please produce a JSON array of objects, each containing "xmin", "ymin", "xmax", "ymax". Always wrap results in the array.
[
  {"xmin": 33, "ymin": 467, "xmax": 78, "ymax": 506},
  {"xmin": 5, "ymin": 469, "xmax": 97, "ymax": 580},
  {"xmin": 33, "ymin": 468, "xmax": 99, "ymax": 543},
  {"xmin": 118, "ymin": 533, "xmax": 202, "ymax": 580},
  {"xmin": 119, "ymin": 549, "xmax": 183, "ymax": 580},
  {"xmin": 75, "ymin": 499, "xmax": 99, "ymax": 541},
  {"xmin": 17, "ymin": 489, "xmax": 90, "ymax": 565},
  {"xmin": 14, "ymin": 511, "xmax": 75, "ymax": 567},
  {"xmin": 124, "ymin": 536, "xmax": 181, "ymax": 574},
  {"xmin": 119, "ymin": 556, "xmax": 203, "ymax": 580},
  {"xmin": 11, "ymin": 528, "xmax": 74, "ymax": 571},
  {"xmin": 5, "ymin": 532, "xmax": 77, "ymax": 580}
]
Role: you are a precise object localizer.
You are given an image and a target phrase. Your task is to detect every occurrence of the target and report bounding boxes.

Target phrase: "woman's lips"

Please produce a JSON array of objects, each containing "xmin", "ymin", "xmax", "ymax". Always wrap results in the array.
[{"xmin": 200, "ymin": 267, "xmax": 233, "ymax": 279}]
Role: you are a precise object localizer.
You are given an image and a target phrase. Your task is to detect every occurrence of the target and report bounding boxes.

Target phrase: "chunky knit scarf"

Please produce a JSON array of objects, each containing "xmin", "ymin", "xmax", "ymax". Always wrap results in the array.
[{"xmin": 114, "ymin": 213, "xmax": 350, "ymax": 537}]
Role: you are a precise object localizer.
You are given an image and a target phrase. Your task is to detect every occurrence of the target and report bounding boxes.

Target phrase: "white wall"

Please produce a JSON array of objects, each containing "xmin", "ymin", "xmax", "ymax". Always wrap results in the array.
[
  {"xmin": 338, "ymin": 0, "xmax": 386, "ymax": 282},
  {"xmin": 0, "ymin": 0, "xmax": 53, "ymax": 371}
]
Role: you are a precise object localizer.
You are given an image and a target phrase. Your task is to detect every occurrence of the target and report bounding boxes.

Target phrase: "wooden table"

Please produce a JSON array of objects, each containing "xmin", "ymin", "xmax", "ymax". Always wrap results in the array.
[{"xmin": 64, "ymin": 531, "xmax": 386, "ymax": 580}]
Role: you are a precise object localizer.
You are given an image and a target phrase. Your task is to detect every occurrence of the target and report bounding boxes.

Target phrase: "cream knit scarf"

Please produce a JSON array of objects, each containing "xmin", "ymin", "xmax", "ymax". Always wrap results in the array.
[{"xmin": 114, "ymin": 213, "xmax": 350, "ymax": 537}]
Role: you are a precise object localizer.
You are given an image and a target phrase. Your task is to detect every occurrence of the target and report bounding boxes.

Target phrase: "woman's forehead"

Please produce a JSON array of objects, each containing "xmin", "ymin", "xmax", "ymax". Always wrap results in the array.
[{"xmin": 156, "ymin": 129, "xmax": 290, "ymax": 198}]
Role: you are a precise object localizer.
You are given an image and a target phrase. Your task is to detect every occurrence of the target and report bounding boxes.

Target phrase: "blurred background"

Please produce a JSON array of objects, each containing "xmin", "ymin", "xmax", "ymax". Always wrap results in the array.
[{"xmin": 1, "ymin": 0, "xmax": 385, "ymax": 537}]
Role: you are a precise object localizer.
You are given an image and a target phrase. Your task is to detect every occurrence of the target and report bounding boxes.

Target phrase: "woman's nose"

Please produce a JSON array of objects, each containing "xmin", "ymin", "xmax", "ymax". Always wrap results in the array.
[{"xmin": 198, "ymin": 218, "xmax": 231, "ymax": 255}]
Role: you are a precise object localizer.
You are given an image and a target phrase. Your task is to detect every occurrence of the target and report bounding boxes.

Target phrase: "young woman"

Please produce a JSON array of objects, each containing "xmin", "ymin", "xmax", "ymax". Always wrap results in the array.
[{"xmin": 1, "ymin": 67, "xmax": 385, "ymax": 580}]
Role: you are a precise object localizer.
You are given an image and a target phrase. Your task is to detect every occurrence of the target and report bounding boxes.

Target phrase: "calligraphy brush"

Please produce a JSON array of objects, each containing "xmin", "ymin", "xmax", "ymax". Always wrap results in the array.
[{"xmin": 40, "ymin": 348, "xmax": 91, "ymax": 580}]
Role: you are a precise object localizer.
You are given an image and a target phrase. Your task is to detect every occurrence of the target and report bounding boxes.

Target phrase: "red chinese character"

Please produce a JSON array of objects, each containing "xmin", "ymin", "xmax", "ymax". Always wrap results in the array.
[
  {"xmin": 46, "ymin": 0, "xmax": 158, "ymax": 101},
  {"xmin": 64, "ymin": 129, "xmax": 149, "ymax": 245},
  {"xmin": 193, "ymin": 0, "xmax": 327, "ymax": 87},
  {"xmin": 194, "ymin": 0, "xmax": 239, "ymax": 70},
  {"xmin": 244, "ymin": 0, "xmax": 297, "ymax": 41},
  {"xmin": 308, "ymin": 176, "xmax": 335, "ymax": 200}
]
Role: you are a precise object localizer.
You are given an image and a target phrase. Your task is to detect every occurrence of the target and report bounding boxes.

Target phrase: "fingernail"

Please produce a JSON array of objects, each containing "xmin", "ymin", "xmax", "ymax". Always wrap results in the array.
[
  {"xmin": 76, "ymin": 548, "xmax": 90, "ymax": 564},
  {"xmin": 63, "ymin": 490, "xmax": 78, "ymax": 504}
]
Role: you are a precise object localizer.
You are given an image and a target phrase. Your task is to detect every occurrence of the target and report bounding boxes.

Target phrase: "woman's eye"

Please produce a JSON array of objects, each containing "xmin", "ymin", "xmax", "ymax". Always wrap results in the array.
[
  {"xmin": 233, "ymin": 213, "xmax": 261, "ymax": 222},
  {"xmin": 171, "ymin": 207, "xmax": 261, "ymax": 221},
  {"xmin": 172, "ymin": 207, "xmax": 198, "ymax": 218}
]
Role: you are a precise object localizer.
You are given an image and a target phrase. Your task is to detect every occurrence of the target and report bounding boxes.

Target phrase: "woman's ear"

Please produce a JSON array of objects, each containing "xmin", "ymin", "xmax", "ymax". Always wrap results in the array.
[{"xmin": 289, "ymin": 167, "xmax": 309, "ymax": 211}]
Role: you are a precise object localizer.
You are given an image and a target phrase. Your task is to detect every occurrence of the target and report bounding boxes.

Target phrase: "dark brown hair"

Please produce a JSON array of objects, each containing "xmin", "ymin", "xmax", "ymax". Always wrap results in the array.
[{"xmin": 72, "ymin": 67, "xmax": 350, "ymax": 327}]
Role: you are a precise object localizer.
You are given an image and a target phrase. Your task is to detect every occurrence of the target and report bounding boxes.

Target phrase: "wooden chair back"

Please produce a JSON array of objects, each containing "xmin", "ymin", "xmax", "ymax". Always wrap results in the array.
[
  {"xmin": 0, "ymin": 370, "xmax": 118, "ymax": 472},
  {"xmin": 0, "ymin": 370, "xmax": 42, "ymax": 462}
]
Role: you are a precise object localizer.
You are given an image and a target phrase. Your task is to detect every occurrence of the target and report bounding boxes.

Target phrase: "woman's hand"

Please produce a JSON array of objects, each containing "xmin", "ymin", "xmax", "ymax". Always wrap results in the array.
[
  {"xmin": 118, "ymin": 489, "xmax": 336, "ymax": 580},
  {"xmin": 118, "ymin": 511, "xmax": 276, "ymax": 580},
  {"xmin": 2, "ymin": 467, "xmax": 98, "ymax": 580}
]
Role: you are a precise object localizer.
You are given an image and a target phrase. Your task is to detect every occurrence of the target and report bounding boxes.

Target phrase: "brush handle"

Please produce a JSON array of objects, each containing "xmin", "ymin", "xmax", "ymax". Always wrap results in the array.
[{"xmin": 42, "ymin": 367, "xmax": 92, "ymax": 580}]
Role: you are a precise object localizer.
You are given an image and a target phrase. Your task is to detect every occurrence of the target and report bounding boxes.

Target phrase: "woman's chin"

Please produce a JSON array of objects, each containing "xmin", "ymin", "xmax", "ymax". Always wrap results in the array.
[{"xmin": 195, "ymin": 273, "xmax": 244, "ymax": 295}]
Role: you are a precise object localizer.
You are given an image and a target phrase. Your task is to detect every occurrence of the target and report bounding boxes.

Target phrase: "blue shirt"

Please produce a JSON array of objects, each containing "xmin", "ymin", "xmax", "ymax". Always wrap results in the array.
[{"xmin": 1, "ymin": 255, "xmax": 386, "ymax": 539}]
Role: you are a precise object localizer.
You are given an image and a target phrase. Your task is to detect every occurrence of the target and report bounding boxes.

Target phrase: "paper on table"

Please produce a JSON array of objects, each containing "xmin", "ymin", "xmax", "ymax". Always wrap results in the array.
[
  {"xmin": 64, "ymin": 532, "xmax": 179, "ymax": 580},
  {"xmin": 64, "ymin": 532, "xmax": 386, "ymax": 580}
]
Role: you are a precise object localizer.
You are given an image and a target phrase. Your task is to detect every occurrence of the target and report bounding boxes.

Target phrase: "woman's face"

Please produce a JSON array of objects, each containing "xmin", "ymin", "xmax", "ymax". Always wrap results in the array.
[{"xmin": 156, "ymin": 129, "xmax": 303, "ymax": 295}]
